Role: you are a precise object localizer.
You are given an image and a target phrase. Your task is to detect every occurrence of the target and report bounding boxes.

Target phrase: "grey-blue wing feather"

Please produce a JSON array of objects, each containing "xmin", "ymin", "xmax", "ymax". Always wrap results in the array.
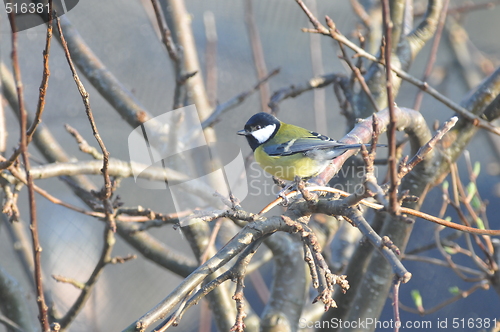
[{"xmin": 264, "ymin": 136, "xmax": 363, "ymax": 159}]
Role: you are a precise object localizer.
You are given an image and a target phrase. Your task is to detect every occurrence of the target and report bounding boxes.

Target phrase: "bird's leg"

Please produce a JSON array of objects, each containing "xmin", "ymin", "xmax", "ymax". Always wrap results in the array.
[
  {"xmin": 278, "ymin": 183, "xmax": 296, "ymax": 206},
  {"xmin": 272, "ymin": 176, "xmax": 291, "ymax": 205},
  {"xmin": 272, "ymin": 176, "xmax": 287, "ymax": 189}
]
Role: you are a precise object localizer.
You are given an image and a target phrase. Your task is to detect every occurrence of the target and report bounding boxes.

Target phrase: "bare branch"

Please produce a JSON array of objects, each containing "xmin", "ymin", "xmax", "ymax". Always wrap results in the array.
[
  {"xmin": 381, "ymin": 0, "xmax": 399, "ymax": 214},
  {"xmin": 57, "ymin": 16, "xmax": 116, "ymax": 231},
  {"xmin": 202, "ymin": 68, "xmax": 280, "ymax": 128},
  {"xmin": 244, "ymin": 0, "xmax": 271, "ymax": 113},
  {"xmin": 269, "ymin": 73, "xmax": 342, "ymax": 114},
  {"xmin": 407, "ymin": 0, "xmax": 444, "ymax": 58},
  {"xmin": 8, "ymin": 9, "xmax": 50, "ymax": 332},
  {"xmin": 300, "ymin": 12, "xmax": 500, "ymax": 135},
  {"xmin": 413, "ymin": 0, "xmax": 450, "ymax": 111}
]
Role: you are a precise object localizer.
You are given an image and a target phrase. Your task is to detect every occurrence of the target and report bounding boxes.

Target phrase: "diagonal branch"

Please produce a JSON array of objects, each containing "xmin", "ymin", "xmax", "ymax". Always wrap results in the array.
[{"xmin": 56, "ymin": 16, "xmax": 116, "ymax": 231}]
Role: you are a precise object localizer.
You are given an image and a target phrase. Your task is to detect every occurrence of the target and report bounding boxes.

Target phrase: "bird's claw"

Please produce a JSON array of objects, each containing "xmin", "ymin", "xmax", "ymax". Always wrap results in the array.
[
  {"xmin": 278, "ymin": 189, "xmax": 290, "ymax": 206},
  {"xmin": 277, "ymin": 182, "xmax": 295, "ymax": 206}
]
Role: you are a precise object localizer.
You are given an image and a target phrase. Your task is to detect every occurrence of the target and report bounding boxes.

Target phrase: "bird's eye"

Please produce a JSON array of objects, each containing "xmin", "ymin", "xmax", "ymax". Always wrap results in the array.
[{"xmin": 255, "ymin": 125, "xmax": 262, "ymax": 130}]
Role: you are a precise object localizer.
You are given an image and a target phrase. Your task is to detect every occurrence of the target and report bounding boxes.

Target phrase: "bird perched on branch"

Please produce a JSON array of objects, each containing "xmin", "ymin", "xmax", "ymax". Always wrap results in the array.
[{"xmin": 238, "ymin": 112, "xmax": 384, "ymax": 181}]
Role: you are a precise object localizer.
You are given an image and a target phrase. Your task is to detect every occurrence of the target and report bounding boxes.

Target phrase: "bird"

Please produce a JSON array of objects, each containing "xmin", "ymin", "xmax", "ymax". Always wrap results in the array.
[{"xmin": 237, "ymin": 112, "xmax": 382, "ymax": 181}]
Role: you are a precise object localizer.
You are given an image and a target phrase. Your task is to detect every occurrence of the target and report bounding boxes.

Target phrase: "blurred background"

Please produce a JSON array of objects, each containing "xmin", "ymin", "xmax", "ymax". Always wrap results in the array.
[{"xmin": 0, "ymin": 0, "xmax": 500, "ymax": 331}]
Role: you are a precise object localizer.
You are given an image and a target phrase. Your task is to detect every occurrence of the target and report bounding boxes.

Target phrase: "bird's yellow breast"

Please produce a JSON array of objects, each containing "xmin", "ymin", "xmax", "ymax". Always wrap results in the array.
[{"xmin": 254, "ymin": 145, "xmax": 326, "ymax": 181}]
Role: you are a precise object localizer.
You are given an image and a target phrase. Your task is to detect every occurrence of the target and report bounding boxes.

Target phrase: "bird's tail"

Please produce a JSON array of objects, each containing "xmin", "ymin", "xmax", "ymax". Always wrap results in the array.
[{"xmin": 336, "ymin": 144, "xmax": 387, "ymax": 150}]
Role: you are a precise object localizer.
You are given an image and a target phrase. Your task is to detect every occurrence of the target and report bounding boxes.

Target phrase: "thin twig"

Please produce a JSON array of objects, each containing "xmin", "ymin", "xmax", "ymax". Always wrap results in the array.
[
  {"xmin": 403, "ymin": 254, "xmax": 483, "ymax": 276},
  {"xmin": 8, "ymin": 9, "xmax": 50, "ymax": 332},
  {"xmin": 56, "ymin": 16, "xmax": 116, "ymax": 231},
  {"xmin": 56, "ymin": 227, "xmax": 116, "ymax": 329},
  {"xmin": 150, "ymin": 0, "xmax": 179, "ymax": 62},
  {"xmin": 65, "ymin": 124, "xmax": 103, "ymax": 159},
  {"xmin": 386, "ymin": 116, "xmax": 459, "ymax": 183},
  {"xmin": 258, "ymin": 186, "xmax": 500, "ymax": 236},
  {"xmin": 52, "ymin": 275, "xmax": 85, "ymax": 290},
  {"xmin": 244, "ymin": 0, "xmax": 270, "ymax": 112},
  {"xmin": 413, "ymin": 0, "xmax": 450, "ymax": 111},
  {"xmin": 201, "ymin": 68, "xmax": 280, "ymax": 128},
  {"xmin": 307, "ymin": 0, "xmax": 327, "ymax": 134},
  {"xmin": 0, "ymin": 313, "xmax": 24, "ymax": 332},
  {"xmin": 399, "ymin": 281, "xmax": 489, "ymax": 315},
  {"xmin": 200, "ymin": 219, "xmax": 222, "ymax": 264},
  {"xmin": 268, "ymin": 73, "xmax": 341, "ymax": 114},
  {"xmin": 297, "ymin": 7, "xmax": 500, "ymax": 136},
  {"xmin": 154, "ymin": 238, "xmax": 265, "ymax": 331},
  {"xmin": 381, "ymin": 0, "xmax": 399, "ymax": 214},
  {"xmin": 150, "ymin": 0, "xmax": 195, "ymax": 109},
  {"xmin": 392, "ymin": 278, "xmax": 401, "ymax": 332},
  {"xmin": 414, "ymin": 0, "xmax": 500, "ymax": 16},
  {"xmin": 434, "ymin": 226, "xmax": 489, "ymax": 282},
  {"xmin": 350, "ymin": 0, "xmax": 371, "ymax": 29},
  {"xmin": 0, "ymin": 1, "xmax": 53, "ymax": 170},
  {"xmin": 204, "ymin": 11, "xmax": 218, "ymax": 107},
  {"xmin": 336, "ymin": 41, "xmax": 379, "ymax": 112}
]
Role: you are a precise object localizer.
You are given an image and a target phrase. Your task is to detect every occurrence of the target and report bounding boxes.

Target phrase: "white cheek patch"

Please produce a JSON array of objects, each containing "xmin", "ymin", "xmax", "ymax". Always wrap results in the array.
[{"xmin": 251, "ymin": 124, "xmax": 276, "ymax": 143}]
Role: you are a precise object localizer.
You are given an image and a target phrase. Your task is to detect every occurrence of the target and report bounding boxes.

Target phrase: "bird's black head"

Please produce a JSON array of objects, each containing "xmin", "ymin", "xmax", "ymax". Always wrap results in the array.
[{"xmin": 237, "ymin": 112, "xmax": 281, "ymax": 150}]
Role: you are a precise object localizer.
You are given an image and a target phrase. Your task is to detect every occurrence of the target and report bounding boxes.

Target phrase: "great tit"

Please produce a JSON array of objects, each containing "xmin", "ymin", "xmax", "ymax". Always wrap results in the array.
[{"xmin": 237, "ymin": 112, "xmax": 378, "ymax": 181}]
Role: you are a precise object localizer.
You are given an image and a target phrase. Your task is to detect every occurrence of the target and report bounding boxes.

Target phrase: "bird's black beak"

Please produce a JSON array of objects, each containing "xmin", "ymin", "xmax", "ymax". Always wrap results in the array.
[{"xmin": 237, "ymin": 129, "xmax": 248, "ymax": 136}]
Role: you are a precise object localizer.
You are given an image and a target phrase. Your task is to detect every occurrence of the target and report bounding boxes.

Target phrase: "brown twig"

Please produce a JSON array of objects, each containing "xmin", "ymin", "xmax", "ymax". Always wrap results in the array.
[
  {"xmin": 200, "ymin": 219, "xmax": 222, "ymax": 264},
  {"xmin": 448, "ymin": 201, "xmax": 493, "ymax": 274},
  {"xmin": 434, "ymin": 226, "xmax": 488, "ymax": 282},
  {"xmin": 413, "ymin": 0, "xmax": 450, "ymax": 111},
  {"xmin": 350, "ymin": 0, "xmax": 371, "ymax": 29},
  {"xmin": 154, "ymin": 237, "xmax": 265, "ymax": 331},
  {"xmin": 449, "ymin": 163, "xmax": 494, "ymax": 266},
  {"xmin": 56, "ymin": 15, "xmax": 154, "ymax": 128},
  {"xmin": 389, "ymin": 116, "xmax": 459, "ymax": 182},
  {"xmin": 244, "ymin": 0, "xmax": 270, "ymax": 113},
  {"xmin": 230, "ymin": 278, "xmax": 247, "ymax": 332},
  {"xmin": 6, "ymin": 167, "xmax": 96, "ymax": 217},
  {"xmin": 56, "ymin": 17, "xmax": 116, "ymax": 232},
  {"xmin": 150, "ymin": 0, "xmax": 179, "ymax": 63},
  {"xmin": 268, "ymin": 73, "xmax": 342, "ymax": 114},
  {"xmin": 150, "ymin": 0, "xmax": 195, "ymax": 109},
  {"xmin": 298, "ymin": 8, "xmax": 500, "ymax": 136},
  {"xmin": 403, "ymin": 254, "xmax": 483, "ymax": 276},
  {"xmin": 2, "ymin": 159, "xmax": 160, "ymax": 224},
  {"xmin": 414, "ymin": 0, "xmax": 500, "ymax": 17},
  {"xmin": 56, "ymin": 227, "xmax": 116, "ymax": 329},
  {"xmin": 295, "ymin": 0, "xmax": 328, "ymax": 34},
  {"xmin": 336, "ymin": 41, "xmax": 379, "ymax": 112},
  {"xmin": 392, "ymin": 277, "xmax": 401, "ymax": 332},
  {"xmin": 381, "ymin": 0, "xmax": 399, "ymax": 214},
  {"xmin": 124, "ymin": 197, "xmax": 412, "ymax": 332},
  {"xmin": 399, "ymin": 281, "xmax": 489, "ymax": 315},
  {"xmin": 65, "ymin": 124, "xmax": 103, "ymax": 159},
  {"xmin": 307, "ymin": 0, "xmax": 327, "ymax": 134},
  {"xmin": 0, "ymin": 1, "xmax": 53, "ymax": 170},
  {"xmin": 52, "ymin": 275, "xmax": 85, "ymax": 290},
  {"xmin": 281, "ymin": 215, "xmax": 348, "ymax": 310},
  {"xmin": 203, "ymin": 11, "xmax": 218, "ymax": 107},
  {"xmin": 258, "ymin": 186, "xmax": 500, "ymax": 236},
  {"xmin": 8, "ymin": 9, "xmax": 50, "ymax": 332},
  {"xmin": 202, "ymin": 68, "xmax": 280, "ymax": 128}
]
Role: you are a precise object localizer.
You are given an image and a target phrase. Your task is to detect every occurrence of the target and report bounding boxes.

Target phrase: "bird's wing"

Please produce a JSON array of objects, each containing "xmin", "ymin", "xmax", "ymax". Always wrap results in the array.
[{"xmin": 264, "ymin": 132, "xmax": 359, "ymax": 157}]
